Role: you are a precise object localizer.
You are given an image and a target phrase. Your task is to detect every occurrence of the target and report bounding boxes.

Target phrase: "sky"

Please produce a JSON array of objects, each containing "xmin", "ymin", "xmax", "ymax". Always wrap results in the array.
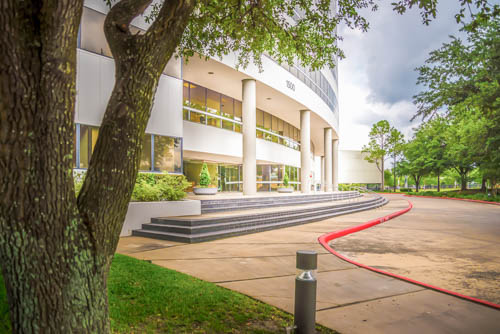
[{"xmin": 337, "ymin": 0, "xmax": 464, "ymax": 150}]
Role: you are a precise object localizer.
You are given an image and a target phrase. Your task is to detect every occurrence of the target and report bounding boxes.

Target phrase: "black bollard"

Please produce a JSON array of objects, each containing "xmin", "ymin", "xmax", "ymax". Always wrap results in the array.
[{"xmin": 294, "ymin": 250, "xmax": 317, "ymax": 334}]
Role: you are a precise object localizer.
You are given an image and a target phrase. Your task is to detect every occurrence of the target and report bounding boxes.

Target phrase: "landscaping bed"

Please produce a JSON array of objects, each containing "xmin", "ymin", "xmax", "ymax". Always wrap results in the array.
[
  {"xmin": 405, "ymin": 190, "xmax": 500, "ymax": 203},
  {"xmin": 0, "ymin": 254, "xmax": 336, "ymax": 333}
]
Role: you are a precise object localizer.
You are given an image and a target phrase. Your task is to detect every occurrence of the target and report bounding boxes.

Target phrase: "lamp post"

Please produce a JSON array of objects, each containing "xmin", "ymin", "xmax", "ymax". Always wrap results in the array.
[{"xmin": 294, "ymin": 250, "xmax": 317, "ymax": 334}]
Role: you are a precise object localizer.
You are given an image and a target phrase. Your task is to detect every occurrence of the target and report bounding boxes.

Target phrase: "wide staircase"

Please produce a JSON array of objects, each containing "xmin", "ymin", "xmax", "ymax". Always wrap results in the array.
[{"xmin": 132, "ymin": 191, "xmax": 388, "ymax": 243}]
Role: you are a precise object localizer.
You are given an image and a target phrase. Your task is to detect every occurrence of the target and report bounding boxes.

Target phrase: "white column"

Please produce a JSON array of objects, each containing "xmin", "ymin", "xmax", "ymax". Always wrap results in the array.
[
  {"xmin": 300, "ymin": 110, "xmax": 311, "ymax": 193},
  {"xmin": 324, "ymin": 128, "xmax": 333, "ymax": 192},
  {"xmin": 332, "ymin": 139, "xmax": 339, "ymax": 191},
  {"xmin": 320, "ymin": 156, "xmax": 325, "ymax": 192},
  {"xmin": 242, "ymin": 79, "xmax": 256, "ymax": 195}
]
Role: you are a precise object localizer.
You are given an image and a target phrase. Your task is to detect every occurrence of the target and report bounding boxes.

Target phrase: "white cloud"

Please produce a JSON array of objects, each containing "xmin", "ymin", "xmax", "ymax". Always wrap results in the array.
[{"xmin": 337, "ymin": 0, "xmax": 463, "ymax": 150}]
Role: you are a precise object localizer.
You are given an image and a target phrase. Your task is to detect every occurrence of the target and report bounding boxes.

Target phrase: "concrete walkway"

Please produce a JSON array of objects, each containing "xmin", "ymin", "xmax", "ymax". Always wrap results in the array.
[{"xmin": 117, "ymin": 196, "xmax": 500, "ymax": 334}]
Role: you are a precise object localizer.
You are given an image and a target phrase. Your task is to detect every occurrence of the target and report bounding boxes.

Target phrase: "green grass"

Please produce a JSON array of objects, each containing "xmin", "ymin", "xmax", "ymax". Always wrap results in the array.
[
  {"xmin": 1, "ymin": 254, "xmax": 337, "ymax": 333},
  {"xmin": 407, "ymin": 190, "xmax": 500, "ymax": 202}
]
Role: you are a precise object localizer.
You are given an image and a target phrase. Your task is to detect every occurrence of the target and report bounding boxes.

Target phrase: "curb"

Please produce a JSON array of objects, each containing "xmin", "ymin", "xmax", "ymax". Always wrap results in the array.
[
  {"xmin": 318, "ymin": 199, "xmax": 500, "ymax": 310},
  {"xmin": 404, "ymin": 194, "xmax": 500, "ymax": 206}
]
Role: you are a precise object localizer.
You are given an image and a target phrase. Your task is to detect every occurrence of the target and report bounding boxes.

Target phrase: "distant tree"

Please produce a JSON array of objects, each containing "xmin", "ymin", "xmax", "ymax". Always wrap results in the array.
[
  {"xmin": 415, "ymin": 117, "xmax": 450, "ymax": 191},
  {"xmin": 444, "ymin": 108, "xmax": 488, "ymax": 191},
  {"xmin": 387, "ymin": 128, "xmax": 405, "ymax": 191},
  {"xmin": 400, "ymin": 132, "xmax": 433, "ymax": 192},
  {"xmin": 413, "ymin": 17, "xmax": 500, "ymax": 191},
  {"xmin": 362, "ymin": 120, "xmax": 392, "ymax": 188}
]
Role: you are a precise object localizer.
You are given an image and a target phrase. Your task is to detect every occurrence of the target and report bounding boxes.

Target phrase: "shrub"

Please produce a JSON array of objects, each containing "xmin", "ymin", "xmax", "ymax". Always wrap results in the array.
[
  {"xmin": 399, "ymin": 188, "xmax": 412, "ymax": 192},
  {"xmin": 199, "ymin": 163, "xmax": 211, "ymax": 187},
  {"xmin": 283, "ymin": 172, "xmax": 289, "ymax": 187},
  {"xmin": 132, "ymin": 173, "xmax": 190, "ymax": 201}
]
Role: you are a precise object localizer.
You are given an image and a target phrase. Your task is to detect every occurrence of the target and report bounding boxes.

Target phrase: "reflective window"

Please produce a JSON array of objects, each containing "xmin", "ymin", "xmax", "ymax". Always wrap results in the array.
[
  {"xmin": 189, "ymin": 83, "xmax": 206, "ymax": 111},
  {"xmin": 140, "ymin": 134, "xmax": 152, "ymax": 171},
  {"xmin": 154, "ymin": 136, "xmax": 182, "ymax": 173},
  {"xmin": 206, "ymin": 89, "xmax": 220, "ymax": 115},
  {"xmin": 80, "ymin": 7, "xmax": 112, "ymax": 57},
  {"xmin": 234, "ymin": 100, "xmax": 242, "ymax": 133},
  {"xmin": 78, "ymin": 124, "xmax": 99, "ymax": 168}
]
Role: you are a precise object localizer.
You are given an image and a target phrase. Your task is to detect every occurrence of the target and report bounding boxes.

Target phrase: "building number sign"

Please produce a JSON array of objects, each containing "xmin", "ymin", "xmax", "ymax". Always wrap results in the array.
[{"xmin": 286, "ymin": 80, "xmax": 295, "ymax": 91}]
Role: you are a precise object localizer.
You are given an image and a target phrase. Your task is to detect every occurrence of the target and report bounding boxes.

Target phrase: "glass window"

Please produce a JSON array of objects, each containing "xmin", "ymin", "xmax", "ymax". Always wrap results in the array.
[
  {"xmin": 189, "ymin": 83, "xmax": 206, "ymax": 111},
  {"xmin": 190, "ymin": 111, "xmax": 205, "ymax": 124},
  {"xmin": 221, "ymin": 95, "xmax": 234, "ymax": 131},
  {"xmin": 183, "ymin": 82, "xmax": 189, "ymax": 107},
  {"xmin": 80, "ymin": 7, "xmax": 112, "ymax": 57},
  {"xmin": 278, "ymin": 119, "xmax": 284, "ymax": 145},
  {"xmin": 79, "ymin": 125, "xmax": 90, "ymax": 168},
  {"xmin": 78, "ymin": 125, "xmax": 99, "ymax": 168},
  {"xmin": 270, "ymin": 165, "xmax": 279, "ymax": 181},
  {"xmin": 221, "ymin": 95, "xmax": 233, "ymax": 118},
  {"xmin": 272, "ymin": 116, "xmax": 279, "ymax": 134},
  {"xmin": 206, "ymin": 89, "xmax": 220, "ymax": 115},
  {"xmin": 256, "ymin": 109, "xmax": 264, "ymax": 128},
  {"xmin": 264, "ymin": 112, "xmax": 271, "ymax": 131},
  {"xmin": 154, "ymin": 136, "xmax": 174, "ymax": 172},
  {"xmin": 284, "ymin": 122, "xmax": 290, "ymax": 138},
  {"xmin": 173, "ymin": 138, "xmax": 182, "ymax": 173},
  {"xmin": 234, "ymin": 100, "xmax": 242, "ymax": 133},
  {"xmin": 207, "ymin": 115, "xmax": 221, "ymax": 128},
  {"xmin": 140, "ymin": 134, "xmax": 152, "ymax": 171},
  {"xmin": 234, "ymin": 100, "xmax": 242, "ymax": 121}
]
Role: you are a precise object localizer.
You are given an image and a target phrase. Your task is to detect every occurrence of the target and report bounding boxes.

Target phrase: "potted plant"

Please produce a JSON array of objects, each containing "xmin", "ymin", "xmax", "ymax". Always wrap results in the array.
[
  {"xmin": 193, "ymin": 163, "xmax": 218, "ymax": 195},
  {"xmin": 278, "ymin": 172, "xmax": 294, "ymax": 193}
]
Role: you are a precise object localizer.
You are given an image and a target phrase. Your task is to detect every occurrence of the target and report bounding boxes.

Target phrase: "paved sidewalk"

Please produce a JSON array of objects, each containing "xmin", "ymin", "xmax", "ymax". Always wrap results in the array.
[{"xmin": 117, "ymin": 197, "xmax": 500, "ymax": 334}]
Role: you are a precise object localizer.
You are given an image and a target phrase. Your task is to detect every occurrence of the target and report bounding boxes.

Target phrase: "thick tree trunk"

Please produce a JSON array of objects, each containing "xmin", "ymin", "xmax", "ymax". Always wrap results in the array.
[
  {"xmin": 0, "ymin": 1, "xmax": 110, "ymax": 332},
  {"xmin": 0, "ymin": 0, "xmax": 195, "ymax": 332},
  {"xmin": 481, "ymin": 177, "xmax": 487, "ymax": 191},
  {"xmin": 461, "ymin": 174, "xmax": 467, "ymax": 191},
  {"xmin": 413, "ymin": 175, "xmax": 420, "ymax": 192}
]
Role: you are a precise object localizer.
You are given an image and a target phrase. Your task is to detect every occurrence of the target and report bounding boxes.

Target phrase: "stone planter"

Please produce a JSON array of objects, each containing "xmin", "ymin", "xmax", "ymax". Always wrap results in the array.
[
  {"xmin": 277, "ymin": 187, "xmax": 294, "ymax": 193},
  {"xmin": 193, "ymin": 187, "xmax": 218, "ymax": 195}
]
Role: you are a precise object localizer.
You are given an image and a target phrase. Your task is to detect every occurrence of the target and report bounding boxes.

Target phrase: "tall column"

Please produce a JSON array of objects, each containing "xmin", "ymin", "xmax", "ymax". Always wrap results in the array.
[
  {"xmin": 332, "ymin": 139, "xmax": 339, "ymax": 191},
  {"xmin": 242, "ymin": 79, "xmax": 256, "ymax": 195},
  {"xmin": 300, "ymin": 110, "xmax": 311, "ymax": 193},
  {"xmin": 320, "ymin": 156, "xmax": 325, "ymax": 192},
  {"xmin": 324, "ymin": 128, "xmax": 333, "ymax": 192}
]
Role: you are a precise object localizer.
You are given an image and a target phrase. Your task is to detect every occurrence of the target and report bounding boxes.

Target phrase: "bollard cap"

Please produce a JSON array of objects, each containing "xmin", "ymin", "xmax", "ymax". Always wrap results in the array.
[{"xmin": 296, "ymin": 250, "xmax": 317, "ymax": 270}]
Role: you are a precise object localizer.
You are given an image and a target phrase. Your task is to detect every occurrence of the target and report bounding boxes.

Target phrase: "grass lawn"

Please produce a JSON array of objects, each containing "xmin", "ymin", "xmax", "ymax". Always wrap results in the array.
[{"xmin": 1, "ymin": 254, "xmax": 336, "ymax": 333}]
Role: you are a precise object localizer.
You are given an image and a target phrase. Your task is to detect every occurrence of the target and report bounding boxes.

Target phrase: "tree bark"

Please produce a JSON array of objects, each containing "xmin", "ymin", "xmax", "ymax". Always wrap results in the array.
[
  {"xmin": 381, "ymin": 155, "xmax": 385, "ymax": 191},
  {"xmin": 413, "ymin": 175, "xmax": 420, "ymax": 192},
  {"xmin": 393, "ymin": 155, "xmax": 397, "ymax": 192},
  {"xmin": 437, "ymin": 170, "xmax": 441, "ymax": 192},
  {"xmin": 0, "ymin": 0, "xmax": 195, "ymax": 332},
  {"xmin": 481, "ymin": 177, "xmax": 486, "ymax": 192},
  {"xmin": 0, "ymin": 1, "xmax": 110, "ymax": 332}
]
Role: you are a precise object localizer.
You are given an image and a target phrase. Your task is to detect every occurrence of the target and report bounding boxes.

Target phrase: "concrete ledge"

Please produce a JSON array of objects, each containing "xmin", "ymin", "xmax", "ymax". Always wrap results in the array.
[{"xmin": 121, "ymin": 200, "xmax": 201, "ymax": 236}]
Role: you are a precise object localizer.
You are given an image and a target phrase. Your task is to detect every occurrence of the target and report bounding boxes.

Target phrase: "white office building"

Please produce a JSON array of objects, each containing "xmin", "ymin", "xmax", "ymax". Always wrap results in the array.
[{"xmin": 74, "ymin": 1, "xmax": 379, "ymax": 195}]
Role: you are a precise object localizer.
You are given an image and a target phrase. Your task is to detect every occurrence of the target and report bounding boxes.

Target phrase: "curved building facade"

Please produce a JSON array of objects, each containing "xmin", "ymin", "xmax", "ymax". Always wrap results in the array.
[{"xmin": 74, "ymin": 0, "xmax": 340, "ymax": 194}]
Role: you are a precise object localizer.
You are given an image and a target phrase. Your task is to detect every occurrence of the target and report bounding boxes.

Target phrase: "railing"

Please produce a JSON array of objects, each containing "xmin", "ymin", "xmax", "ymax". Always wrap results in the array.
[{"xmin": 183, "ymin": 106, "xmax": 301, "ymax": 150}]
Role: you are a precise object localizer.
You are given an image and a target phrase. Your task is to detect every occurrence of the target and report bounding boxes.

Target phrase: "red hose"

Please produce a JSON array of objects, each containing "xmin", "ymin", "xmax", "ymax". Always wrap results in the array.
[{"xmin": 318, "ymin": 199, "xmax": 500, "ymax": 310}]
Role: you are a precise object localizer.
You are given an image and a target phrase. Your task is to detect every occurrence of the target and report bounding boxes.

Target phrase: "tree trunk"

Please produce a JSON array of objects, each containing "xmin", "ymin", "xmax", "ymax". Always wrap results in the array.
[
  {"xmin": 413, "ymin": 175, "xmax": 420, "ymax": 192},
  {"xmin": 437, "ymin": 171, "xmax": 441, "ymax": 192},
  {"xmin": 461, "ymin": 173, "xmax": 467, "ymax": 191},
  {"xmin": 381, "ymin": 155, "xmax": 385, "ymax": 191},
  {"xmin": 481, "ymin": 177, "xmax": 487, "ymax": 192},
  {"xmin": 0, "ymin": 1, "xmax": 111, "ymax": 332},
  {"xmin": 0, "ymin": 0, "xmax": 195, "ymax": 332},
  {"xmin": 393, "ymin": 155, "xmax": 396, "ymax": 192}
]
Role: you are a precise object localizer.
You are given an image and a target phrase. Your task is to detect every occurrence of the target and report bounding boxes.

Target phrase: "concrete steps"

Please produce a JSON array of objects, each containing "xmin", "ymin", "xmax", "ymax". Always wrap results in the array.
[
  {"xmin": 200, "ymin": 191, "xmax": 360, "ymax": 213},
  {"xmin": 132, "ymin": 195, "xmax": 387, "ymax": 243}
]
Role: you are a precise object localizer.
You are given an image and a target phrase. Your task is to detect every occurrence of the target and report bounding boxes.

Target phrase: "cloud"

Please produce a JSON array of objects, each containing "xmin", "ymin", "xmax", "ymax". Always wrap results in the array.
[
  {"xmin": 337, "ymin": 0, "xmax": 463, "ymax": 150},
  {"xmin": 339, "ymin": 0, "xmax": 463, "ymax": 105}
]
